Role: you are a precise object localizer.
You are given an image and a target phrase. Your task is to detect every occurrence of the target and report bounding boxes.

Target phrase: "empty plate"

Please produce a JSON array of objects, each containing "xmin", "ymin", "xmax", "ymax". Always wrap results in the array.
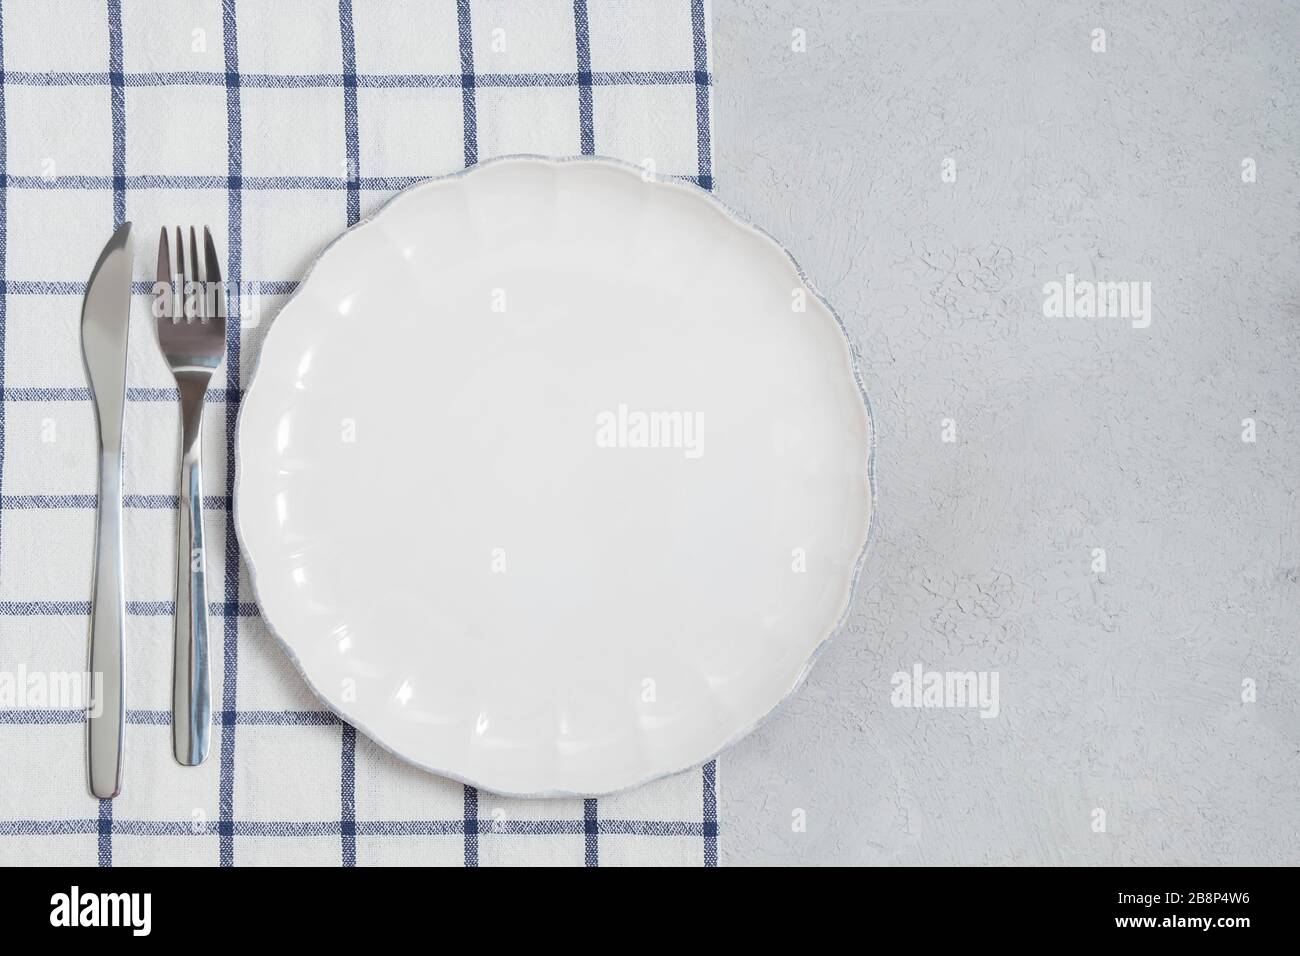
[{"xmin": 235, "ymin": 156, "xmax": 874, "ymax": 796}]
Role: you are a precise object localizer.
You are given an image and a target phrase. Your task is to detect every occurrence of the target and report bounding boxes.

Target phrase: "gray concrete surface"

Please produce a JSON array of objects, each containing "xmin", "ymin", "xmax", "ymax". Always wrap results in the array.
[{"xmin": 711, "ymin": 0, "xmax": 1300, "ymax": 865}]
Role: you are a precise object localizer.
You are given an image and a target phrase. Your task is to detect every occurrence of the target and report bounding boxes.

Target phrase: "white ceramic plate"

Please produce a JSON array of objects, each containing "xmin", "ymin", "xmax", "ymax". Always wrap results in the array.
[{"xmin": 236, "ymin": 156, "xmax": 874, "ymax": 796}]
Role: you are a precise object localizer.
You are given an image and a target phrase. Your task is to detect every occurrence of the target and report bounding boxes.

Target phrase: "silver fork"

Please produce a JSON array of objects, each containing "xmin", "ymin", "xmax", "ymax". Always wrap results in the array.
[{"xmin": 154, "ymin": 227, "xmax": 225, "ymax": 766}]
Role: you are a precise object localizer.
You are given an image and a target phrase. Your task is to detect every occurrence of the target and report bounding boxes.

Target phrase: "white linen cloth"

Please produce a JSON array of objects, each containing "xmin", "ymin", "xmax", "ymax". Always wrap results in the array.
[{"xmin": 0, "ymin": 0, "xmax": 717, "ymax": 866}]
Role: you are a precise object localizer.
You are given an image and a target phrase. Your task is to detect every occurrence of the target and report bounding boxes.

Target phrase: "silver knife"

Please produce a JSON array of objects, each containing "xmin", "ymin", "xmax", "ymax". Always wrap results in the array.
[{"xmin": 80, "ymin": 222, "xmax": 134, "ymax": 799}]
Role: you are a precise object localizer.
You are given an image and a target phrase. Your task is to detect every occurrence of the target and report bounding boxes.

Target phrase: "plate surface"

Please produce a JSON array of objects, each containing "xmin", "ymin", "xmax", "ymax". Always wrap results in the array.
[{"xmin": 236, "ymin": 156, "xmax": 873, "ymax": 796}]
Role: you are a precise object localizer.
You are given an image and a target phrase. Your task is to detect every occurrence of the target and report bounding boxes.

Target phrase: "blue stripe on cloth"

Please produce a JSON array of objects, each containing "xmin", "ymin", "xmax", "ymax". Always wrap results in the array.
[
  {"xmin": 1, "ymin": 173, "xmax": 429, "ymax": 191},
  {"xmin": 455, "ymin": 2, "xmax": 480, "ymax": 865},
  {"xmin": 573, "ymin": 0, "xmax": 595, "ymax": 155},
  {"xmin": 106, "ymin": 0, "xmax": 126, "ymax": 227},
  {"xmin": 340, "ymin": 725, "xmax": 357, "ymax": 866},
  {"xmin": 218, "ymin": 0, "xmax": 244, "ymax": 868},
  {"xmin": 584, "ymin": 797, "xmax": 598, "ymax": 866},
  {"xmin": 0, "ymin": 600, "xmax": 258, "ymax": 617},
  {"xmin": 0, "ymin": 1, "xmax": 9, "ymax": 679},
  {"xmin": 703, "ymin": 759, "xmax": 718, "ymax": 866},
  {"xmin": 0, "ymin": 709, "xmax": 350, "ymax": 731},
  {"xmin": 2, "ymin": 170, "xmax": 706, "ymax": 193},
  {"xmin": 338, "ymin": 0, "xmax": 361, "ymax": 227},
  {"xmin": 2, "ymin": 494, "xmax": 231, "ymax": 510},
  {"xmin": 0, "ymin": 69, "xmax": 710, "ymax": 90},
  {"xmin": 337, "ymin": 0, "xmax": 362, "ymax": 870},
  {"xmin": 456, "ymin": 0, "xmax": 477, "ymax": 167},
  {"xmin": 98, "ymin": 797, "xmax": 112, "ymax": 867},
  {"xmin": 690, "ymin": 0, "xmax": 714, "ymax": 191},
  {"xmin": 0, "ymin": 277, "xmax": 297, "ymax": 299},
  {"xmin": 0, "ymin": 708, "xmax": 344, "ymax": 726},
  {"xmin": 0, "ymin": 817, "xmax": 714, "ymax": 838},
  {"xmin": 572, "ymin": 0, "xmax": 600, "ymax": 855},
  {"xmin": 1, "ymin": 385, "xmax": 239, "ymax": 402},
  {"xmin": 463, "ymin": 785, "xmax": 478, "ymax": 867}
]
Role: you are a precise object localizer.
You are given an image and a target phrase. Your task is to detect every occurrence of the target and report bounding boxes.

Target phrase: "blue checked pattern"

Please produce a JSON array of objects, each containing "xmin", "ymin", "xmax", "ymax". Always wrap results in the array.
[{"xmin": 0, "ymin": 0, "xmax": 717, "ymax": 867}]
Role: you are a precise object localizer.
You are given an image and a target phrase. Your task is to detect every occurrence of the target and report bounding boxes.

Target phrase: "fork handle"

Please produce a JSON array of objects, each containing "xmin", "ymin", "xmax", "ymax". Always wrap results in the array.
[{"xmin": 173, "ymin": 379, "xmax": 212, "ymax": 765}]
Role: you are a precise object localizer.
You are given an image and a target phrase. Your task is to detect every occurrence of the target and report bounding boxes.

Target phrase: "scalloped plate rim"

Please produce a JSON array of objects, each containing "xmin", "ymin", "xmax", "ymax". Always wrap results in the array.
[{"xmin": 232, "ymin": 153, "xmax": 878, "ymax": 798}]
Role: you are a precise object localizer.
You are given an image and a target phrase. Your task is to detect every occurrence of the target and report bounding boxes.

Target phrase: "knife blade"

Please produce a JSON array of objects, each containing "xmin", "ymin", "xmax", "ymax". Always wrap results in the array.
[{"xmin": 79, "ymin": 221, "xmax": 134, "ymax": 799}]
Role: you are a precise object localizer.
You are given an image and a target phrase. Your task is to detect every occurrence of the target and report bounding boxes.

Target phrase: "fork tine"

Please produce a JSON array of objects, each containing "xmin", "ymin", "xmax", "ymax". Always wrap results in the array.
[
  {"xmin": 157, "ymin": 225, "xmax": 171, "ymax": 286},
  {"xmin": 156, "ymin": 227, "xmax": 171, "ymax": 321},
  {"xmin": 190, "ymin": 226, "xmax": 205, "ymax": 322},
  {"xmin": 203, "ymin": 228, "xmax": 225, "ymax": 321},
  {"xmin": 174, "ymin": 226, "xmax": 186, "ymax": 320}
]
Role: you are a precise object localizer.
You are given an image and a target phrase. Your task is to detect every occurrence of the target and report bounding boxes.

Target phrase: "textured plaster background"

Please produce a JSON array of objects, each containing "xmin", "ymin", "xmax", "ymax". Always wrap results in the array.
[{"xmin": 710, "ymin": 0, "xmax": 1300, "ymax": 865}]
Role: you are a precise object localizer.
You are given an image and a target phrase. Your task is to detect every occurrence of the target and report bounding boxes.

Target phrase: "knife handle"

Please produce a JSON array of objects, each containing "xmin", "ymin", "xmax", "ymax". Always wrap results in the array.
[
  {"xmin": 88, "ymin": 446, "xmax": 125, "ymax": 799},
  {"xmin": 172, "ymin": 393, "xmax": 211, "ymax": 766}
]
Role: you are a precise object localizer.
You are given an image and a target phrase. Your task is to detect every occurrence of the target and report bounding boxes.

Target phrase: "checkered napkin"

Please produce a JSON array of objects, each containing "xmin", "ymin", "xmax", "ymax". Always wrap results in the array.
[{"xmin": 0, "ymin": 0, "xmax": 717, "ymax": 867}]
